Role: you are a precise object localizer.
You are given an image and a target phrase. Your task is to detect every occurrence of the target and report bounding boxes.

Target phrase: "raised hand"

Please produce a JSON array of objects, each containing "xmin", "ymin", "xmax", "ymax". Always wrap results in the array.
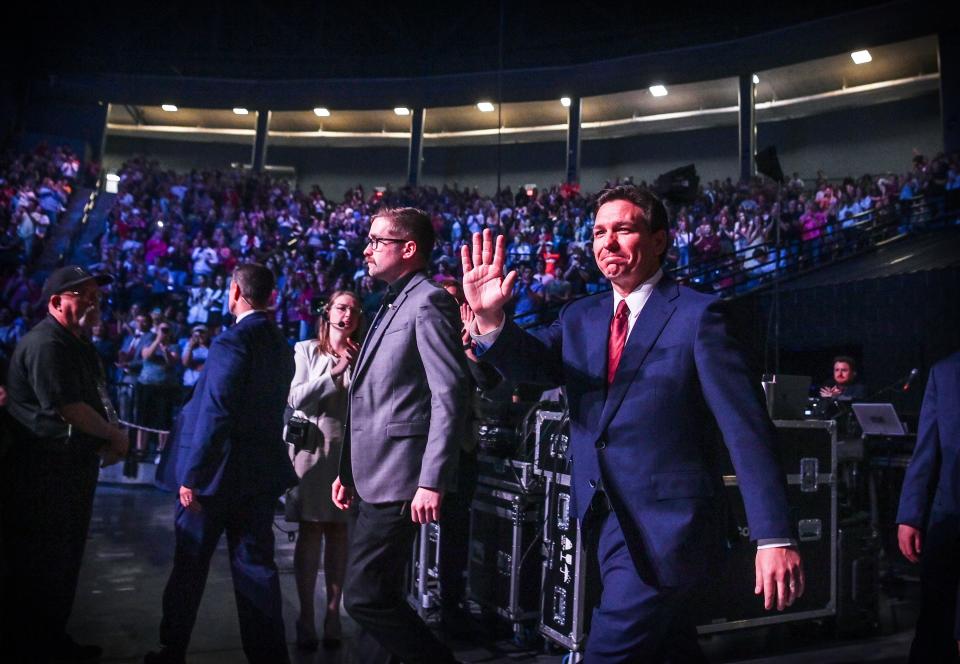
[{"xmin": 460, "ymin": 229, "xmax": 517, "ymax": 333}]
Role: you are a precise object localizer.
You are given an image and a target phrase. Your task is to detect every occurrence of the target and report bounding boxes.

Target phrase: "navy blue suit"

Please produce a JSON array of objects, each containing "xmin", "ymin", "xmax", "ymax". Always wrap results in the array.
[
  {"xmin": 481, "ymin": 276, "xmax": 791, "ymax": 661},
  {"xmin": 155, "ymin": 311, "xmax": 296, "ymax": 663},
  {"xmin": 897, "ymin": 351, "xmax": 960, "ymax": 663}
]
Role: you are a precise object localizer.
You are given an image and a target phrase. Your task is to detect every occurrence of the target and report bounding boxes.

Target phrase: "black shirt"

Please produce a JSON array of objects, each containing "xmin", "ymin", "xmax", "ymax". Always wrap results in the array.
[
  {"xmin": 6, "ymin": 315, "xmax": 109, "ymax": 449},
  {"xmin": 367, "ymin": 270, "xmax": 419, "ymax": 337}
]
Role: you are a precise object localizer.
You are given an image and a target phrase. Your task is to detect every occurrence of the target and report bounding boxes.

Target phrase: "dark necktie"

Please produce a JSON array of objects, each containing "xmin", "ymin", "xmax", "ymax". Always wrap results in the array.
[
  {"xmin": 355, "ymin": 290, "xmax": 398, "ymax": 368},
  {"xmin": 607, "ymin": 299, "xmax": 630, "ymax": 385}
]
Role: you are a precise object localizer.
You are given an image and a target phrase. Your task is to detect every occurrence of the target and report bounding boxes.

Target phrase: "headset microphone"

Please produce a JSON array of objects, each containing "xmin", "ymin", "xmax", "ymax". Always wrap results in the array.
[{"xmin": 318, "ymin": 302, "xmax": 347, "ymax": 328}]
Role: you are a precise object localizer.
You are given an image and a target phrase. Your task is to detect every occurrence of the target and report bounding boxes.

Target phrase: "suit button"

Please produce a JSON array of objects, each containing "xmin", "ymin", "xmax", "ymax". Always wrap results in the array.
[
  {"xmin": 595, "ymin": 438, "xmax": 606, "ymax": 449},
  {"xmin": 588, "ymin": 479, "xmax": 597, "ymax": 488}
]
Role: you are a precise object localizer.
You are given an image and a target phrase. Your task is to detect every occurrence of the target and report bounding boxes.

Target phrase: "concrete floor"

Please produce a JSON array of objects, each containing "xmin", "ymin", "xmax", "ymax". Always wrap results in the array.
[{"xmin": 70, "ymin": 484, "xmax": 919, "ymax": 663}]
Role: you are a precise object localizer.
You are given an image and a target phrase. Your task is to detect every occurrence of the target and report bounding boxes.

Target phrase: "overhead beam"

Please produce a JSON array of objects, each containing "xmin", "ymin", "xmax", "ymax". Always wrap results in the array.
[{"xmin": 44, "ymin": 2, "xmax": 943, "ymax": 111}]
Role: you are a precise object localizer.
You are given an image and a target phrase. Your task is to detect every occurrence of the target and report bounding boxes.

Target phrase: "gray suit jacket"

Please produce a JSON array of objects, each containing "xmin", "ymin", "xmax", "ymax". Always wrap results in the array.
[{"xmin": 338, "ymin": 272, "xmax": 469, "ymax": 503}]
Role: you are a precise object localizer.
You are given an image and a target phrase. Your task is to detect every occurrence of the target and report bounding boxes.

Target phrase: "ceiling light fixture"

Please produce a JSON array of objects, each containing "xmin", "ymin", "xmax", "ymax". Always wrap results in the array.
[
  {"xmin": 649, "ymin": 85, "xmax": 668, "ymax": 97},
  {"xmin": 161, "ymin": 104, "xmax": 178, "ymax": 112},
  {"xmin": 394, "ymin": 107, "xmax": 411, "ymax": 116},
  {"xmin": 560, "ymin": 97, "xmax": 572, "ymax": 107},
  {"xmin": 851, "ymin": 50, "xmax": 872, "ymax": 65},
  {"xmin": 313, "ymin": 107, "xmax": 330, "ymax": 117},
  {"xmin": 752, "ymin": 74, "xmax": 760, "ymax": 85},
  {"xmin": 477, "ymin": 102, "xmax": 495, "ymax": 112},
  {"xmin": 232, "ymin": 107, "xmax": 249, "ymax": 115}
]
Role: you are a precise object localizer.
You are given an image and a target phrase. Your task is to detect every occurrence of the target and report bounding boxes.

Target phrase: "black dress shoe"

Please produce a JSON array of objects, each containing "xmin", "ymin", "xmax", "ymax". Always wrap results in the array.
[
  {"xmin": 49, "ymin": 635, "xmax": 103, "ymax": 662},
  {"xmin": 143, "ymin": 648, "xmax": 186, "ymax": 664}
]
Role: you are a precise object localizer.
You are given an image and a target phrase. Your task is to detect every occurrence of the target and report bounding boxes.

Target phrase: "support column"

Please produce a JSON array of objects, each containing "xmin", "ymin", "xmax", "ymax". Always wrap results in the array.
[
  {"xmin": 91, "ymin": 101, "xmax": 109, "ymax": 163},
  {"xmin": 407, "ymin": 107, "xmax": 425, "ymax": 187},
  {"xmin": 738, "ymin": 74, "xmax": 756, "ymax": 183},
  {"xmin": 252, "ymin": 110, "xmax": 270, "ymax": 173},
  {"xmin": 565, "ymin": 97, "xmax": 582, "ymax": 185},
  {"xmin": 939, "ymin": 30, "xmax": 960, "ymax": 155}
]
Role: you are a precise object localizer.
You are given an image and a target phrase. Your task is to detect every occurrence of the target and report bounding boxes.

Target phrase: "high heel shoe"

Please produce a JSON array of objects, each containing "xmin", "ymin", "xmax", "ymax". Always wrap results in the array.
[
  {"xmin": 296, "ymin": 619, "xmax": 319, "ymax": 652},
  {"xmin": 322, "ymin": 611, "xmax": 342, "ymax": 649}
]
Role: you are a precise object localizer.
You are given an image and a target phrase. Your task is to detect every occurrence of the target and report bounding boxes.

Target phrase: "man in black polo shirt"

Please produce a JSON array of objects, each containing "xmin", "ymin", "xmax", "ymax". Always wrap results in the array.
[{"xmin": 1, "ymin": 265, "xmax": 129, "ymax": 663}]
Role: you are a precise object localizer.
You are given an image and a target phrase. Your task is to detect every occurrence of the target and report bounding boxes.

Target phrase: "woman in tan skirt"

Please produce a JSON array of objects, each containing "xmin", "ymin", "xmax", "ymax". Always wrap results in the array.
[{"xmin": 286, "ymin": 290, "xmax": 362, "ymax": 650}]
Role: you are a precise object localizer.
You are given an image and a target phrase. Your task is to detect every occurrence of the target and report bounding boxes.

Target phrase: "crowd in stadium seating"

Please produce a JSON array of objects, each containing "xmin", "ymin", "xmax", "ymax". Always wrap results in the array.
[
  {"xmin": 1, "ymin": 146, "xmax": 958, "ymax": 432},
  {"xmin": 0, "ymin": 144, "xmax": 89, "ymax": 269}
]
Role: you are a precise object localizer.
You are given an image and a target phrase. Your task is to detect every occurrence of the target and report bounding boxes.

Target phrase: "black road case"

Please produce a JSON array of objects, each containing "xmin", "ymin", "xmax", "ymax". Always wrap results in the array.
[
  {"xmin": 538, "ymin": 474, "xmax": 597, "ymax": 653},
  {"xmin": 696, "ymin": 419, "xmax": 838, "ymax": 633},
  {"xmin": 534, "ymin": 409, "xmax": 571, "ymax": 478},
  {"xmin": 468, "ymin": 484, "xmax": 544, "ymax": 622}
]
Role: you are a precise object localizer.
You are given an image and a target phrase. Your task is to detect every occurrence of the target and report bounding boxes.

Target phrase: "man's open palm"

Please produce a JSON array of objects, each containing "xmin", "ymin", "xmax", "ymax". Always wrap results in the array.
[{"xmin": 460, "ymin": 229, "xmax": 517, "ymax": 330}]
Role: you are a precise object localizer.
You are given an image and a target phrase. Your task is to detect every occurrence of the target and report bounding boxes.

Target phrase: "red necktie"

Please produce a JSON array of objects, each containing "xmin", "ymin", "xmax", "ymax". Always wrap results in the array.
[{"xmin": 607, "ymin": 300, "xmax": 630, "ymax": 385}]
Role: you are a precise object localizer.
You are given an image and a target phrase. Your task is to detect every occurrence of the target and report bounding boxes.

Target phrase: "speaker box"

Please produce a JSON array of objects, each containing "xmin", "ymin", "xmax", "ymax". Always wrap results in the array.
[{"xmin": 755, "ymin": 146, "xmax": 785, "ymax": 183}]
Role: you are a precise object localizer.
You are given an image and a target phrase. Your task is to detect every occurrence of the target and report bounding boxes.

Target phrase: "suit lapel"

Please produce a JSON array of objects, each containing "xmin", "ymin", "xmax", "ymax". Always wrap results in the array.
[
  {"xmin": 577, "ymin": 292, "xmax": 614, "ymax": 435},
  {"xmin": 596, "ymin": 278, "xmax": 678, "ymax": 436},
  {"xmin": 351, "ymin": 273, "xmax": 423, "ymax": 386},
  {"xmin": 585, "ymin": 292, "xmax": 614, "ymax": 391}
]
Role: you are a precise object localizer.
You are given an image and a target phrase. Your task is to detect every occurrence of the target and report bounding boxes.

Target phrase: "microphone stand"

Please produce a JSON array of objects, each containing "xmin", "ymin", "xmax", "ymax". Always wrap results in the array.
[{"xmin": 868, "ymin": 373, "xmax": 915, "ymax": 401}]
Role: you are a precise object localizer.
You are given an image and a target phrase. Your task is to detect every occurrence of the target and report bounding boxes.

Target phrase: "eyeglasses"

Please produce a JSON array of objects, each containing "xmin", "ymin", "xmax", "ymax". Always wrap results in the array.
[
  {"xmin": 366, "ymin": 235, "xmax": 408, "ymax": 251},
  {"xmin": 331, "ymin": 303, "xmax": 360, "ymax": 315}
]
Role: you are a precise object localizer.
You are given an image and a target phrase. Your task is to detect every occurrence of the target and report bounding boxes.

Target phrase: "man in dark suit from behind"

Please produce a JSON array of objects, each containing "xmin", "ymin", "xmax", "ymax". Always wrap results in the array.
[
  {"xmin": 897, "ymin": 351, "xmax": 960, "ymax": 663},
  {"xmin": 147, "ymin": 263, "xmax": 296, "ymax": 664}
]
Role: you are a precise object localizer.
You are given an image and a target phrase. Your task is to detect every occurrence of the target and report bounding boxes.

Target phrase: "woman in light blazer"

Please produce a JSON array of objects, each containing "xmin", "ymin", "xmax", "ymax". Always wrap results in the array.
[{"xmin": 286, "ymin": 289, "xmax": 362, "ymax": 651}]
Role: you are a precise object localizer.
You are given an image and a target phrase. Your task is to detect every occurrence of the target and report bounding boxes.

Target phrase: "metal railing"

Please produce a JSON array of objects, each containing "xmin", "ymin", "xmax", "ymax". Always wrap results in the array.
[{"xmin": 519, "ymin": 194, "xmax": 954, "ymax": 329}]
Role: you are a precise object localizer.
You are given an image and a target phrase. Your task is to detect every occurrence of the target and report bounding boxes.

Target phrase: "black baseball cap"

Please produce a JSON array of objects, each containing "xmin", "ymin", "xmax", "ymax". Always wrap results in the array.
[{"xmin": 42, "ymin": 265, "xmax": 114, "ymax": 301}]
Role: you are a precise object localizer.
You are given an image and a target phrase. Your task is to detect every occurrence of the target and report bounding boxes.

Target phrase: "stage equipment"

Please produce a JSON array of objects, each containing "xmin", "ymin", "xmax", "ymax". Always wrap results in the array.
[
  {"xmin": 533, "ymin": 409, "xmax": 570, "ymax": 478},
  {"xmin": 755, "ymin": 146, "xmax": 785, "ymax": 184},
  {"xmin": 538, "ymin": 473, "xmax": 596, "ymax": 655},
  {"xmin": 836, "ymin": 519, "xmax": 881, "ymax": 635},
  {"xmin": 477, "ymin": 453, "xmax": 543, "ymax": 495},
  {"xmin": 696, "ymin": 419, "xmax": 837, "ymax": 633},
  {"xmin": 653, "ymin": 164, "xmax": 700, "ymax": 203},
  {"xmin": 468, "ymin": 483, "xmax": 544, "ymax": 623},
  {"xmin": 407, "ymin": 522, "xmax": 442, "ymax": 619}
]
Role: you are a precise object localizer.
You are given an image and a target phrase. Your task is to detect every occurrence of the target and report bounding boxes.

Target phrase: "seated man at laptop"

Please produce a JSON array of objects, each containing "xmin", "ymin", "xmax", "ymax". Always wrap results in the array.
[{"xmin": 819, "ymin": 355, "xmax": 867, "ymax": 401}]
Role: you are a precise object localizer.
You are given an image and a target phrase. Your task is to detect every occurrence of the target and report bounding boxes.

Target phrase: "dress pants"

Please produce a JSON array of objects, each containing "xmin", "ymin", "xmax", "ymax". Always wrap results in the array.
[
  {"xmin": 0, "ymin": 443, "xmax": 99, "ymax": 660},
  {"xmin": 583, "ymin": 498, "xmax": 706, "ymax": 664},
  {"xmin": 908, "ymin": 515, "xmax": 960, "ymax": 663},
  {"xmin": 343, "ymin": 500, "xmax": 458, "ymax": 664},
  {"xmin": 158, "ymin": 493, "xmax": 289, "ymax": 664}
]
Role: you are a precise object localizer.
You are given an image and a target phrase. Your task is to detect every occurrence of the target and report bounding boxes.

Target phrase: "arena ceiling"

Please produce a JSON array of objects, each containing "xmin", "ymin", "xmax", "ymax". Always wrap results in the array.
[
  {"xmin": 105, "ymin": 35, "xmax": 940, "ymax": 147},
  {"xmin": 30, "ymin": 0, "xmax": 901, "ymax": 80}
]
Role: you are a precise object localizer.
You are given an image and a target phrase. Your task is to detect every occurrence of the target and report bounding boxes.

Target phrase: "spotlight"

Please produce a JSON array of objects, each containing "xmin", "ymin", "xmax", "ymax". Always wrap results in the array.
[
  {"xmin": 161, "ymin": 104, "xmax": 178, "ymax": 112},
  {"xmin": 752, "ymin": 74, "xmax": 760, "ymax": 85},
  {"xmin": 233, "ymin": 107, "xmax": 249, "ymax": 115},
  {"xmin": 394, "ymin": 107, "xmax": 411, "ymax": 116},
  {"xmin": 313, "ymin": 107, "xmax": 330, "ymax": 117},
  {"xmin": 649, "ymin": 85, "xmax": 668, "ymax": 97},
  {"xmin": 560, "ymin": 97, "xmax": 572, "ymax": 107},
  {"xmin": 477, "ymin": 102, "xmax": 495, "ymax": 112},
  {"xmin": 851, "ymin": 50, "xmax": 872, "ymax": 64}
]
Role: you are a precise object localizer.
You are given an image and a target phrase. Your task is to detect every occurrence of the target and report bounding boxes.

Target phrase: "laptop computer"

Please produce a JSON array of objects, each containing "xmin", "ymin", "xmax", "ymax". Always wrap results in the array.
[
  {"xmin": 851, "ymin": 403, "xmax": 908, "ymax": 436},
  {"xmin": 764, "ymin": 374, "xmax": 812, "ymax": 420}
]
